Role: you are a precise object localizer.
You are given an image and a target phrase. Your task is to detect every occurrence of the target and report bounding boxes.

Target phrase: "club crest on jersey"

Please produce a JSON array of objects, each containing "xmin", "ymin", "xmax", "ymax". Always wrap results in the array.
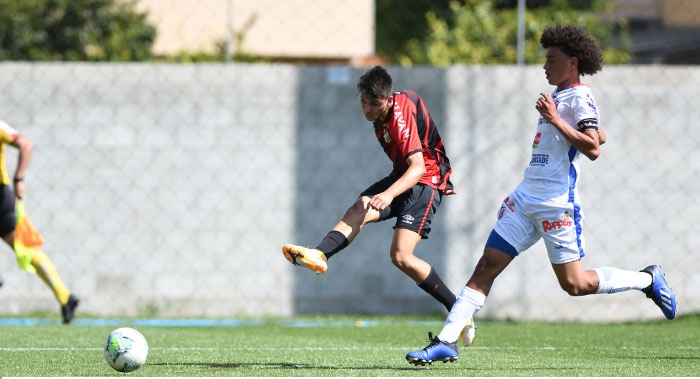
[
  {"xmin": 542, "ymin": 211, "xmax": 573, "ymax": 233},
  {"xmin": 497, "ymin": 204, "xmax": 506, "ymax": 219},
  {"xmin": 383, "ymin": 128, "xmax": 391, "ymax": 143}
]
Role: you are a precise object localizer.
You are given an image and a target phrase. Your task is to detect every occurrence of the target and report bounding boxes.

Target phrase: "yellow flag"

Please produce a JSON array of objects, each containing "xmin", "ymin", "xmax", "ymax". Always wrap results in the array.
[{"xmin": 14, "ymin": 200, "xmax": 44, "ymax": 273}]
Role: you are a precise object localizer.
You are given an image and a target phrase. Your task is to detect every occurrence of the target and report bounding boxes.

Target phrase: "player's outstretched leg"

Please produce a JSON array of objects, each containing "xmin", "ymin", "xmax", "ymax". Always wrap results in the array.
[
  {"xmin": 640, "ymin": 265, "xmax": 676, "ymax": 320},
  {"xmin": 282, "ymin": 244, "xmax": 328, "ymax": 274},
  {"xmin": 406, "ymin": 332, "xmax": 458, "ymax": 366},
  {"xmin": 459, "ymin": 317, "xmax": 477, "ymax": 347},
  {"xmin": 61, "ymin": 294, "xmax": 80, "ymax": 324}
]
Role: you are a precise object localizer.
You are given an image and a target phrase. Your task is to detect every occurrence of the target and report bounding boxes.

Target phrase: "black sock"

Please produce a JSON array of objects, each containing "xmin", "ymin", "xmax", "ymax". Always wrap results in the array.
[
  {"xmin": 418, "ymin": 267, "xmax": 457, "ymax": 311},
  {"xmin": 315, "ymin": 230, "xmax": 349, "ymax": 259}
]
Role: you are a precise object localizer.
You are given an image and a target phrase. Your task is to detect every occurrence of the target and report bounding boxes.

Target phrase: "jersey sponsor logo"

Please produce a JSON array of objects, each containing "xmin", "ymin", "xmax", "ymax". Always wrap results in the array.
[
  {"xmin": 498, "ymin": 197, "xmax": 515, "ymax": 220},
  {"xmin": 532, "ymin": 132, "xmax": 542, "ymax": 148},
  {"xmin": 542, "ymin": 211, "xmax": 573, "ymax": 233},
  {"xmin": 393, "ymin": 104, "xmax": 410, "ymax": 140},
  {"xmin": 504, "ymin": 196, "xmax": 515, "ymax": 211},
  {"xmin": 401, "ymin": 214, "xmax": 415, "ymax": 224},
  {"xmin": 529, "ymin": 154, "xmax": 549, "ymax": 166}
]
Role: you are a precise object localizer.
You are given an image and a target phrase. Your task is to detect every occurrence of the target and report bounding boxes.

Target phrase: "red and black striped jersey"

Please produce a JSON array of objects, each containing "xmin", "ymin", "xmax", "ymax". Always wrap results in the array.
[{"xmin": 372, "ymin": 90, "xmax": 454, "ymax": 194}]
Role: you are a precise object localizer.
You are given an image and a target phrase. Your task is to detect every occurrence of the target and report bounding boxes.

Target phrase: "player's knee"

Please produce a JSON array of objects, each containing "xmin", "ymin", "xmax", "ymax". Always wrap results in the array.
[
  {"xmin": 345, "ymin": 201, "xmax": 363, "ymax": 215},
  {"xmin": 390, "ymin": 253, "xmax": 408, "ymax": 270},
  {"xmin": 343, "ymin": 200, "xmax": 368, "ymax": 223},
  {"xmin": 391, "ymin": 248, "xmax": 420, "ymax": 272},
  {"xmin": 473, "ymin": 253, "xmax": 504, "ymax": 277}
]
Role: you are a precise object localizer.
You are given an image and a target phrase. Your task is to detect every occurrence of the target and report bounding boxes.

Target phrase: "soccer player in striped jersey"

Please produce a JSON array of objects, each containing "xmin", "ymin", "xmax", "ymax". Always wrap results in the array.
[
  {"xmin": 0, "ymin": 120, "xmax": 79, "ymax": 323},
  {"xmin": 406, "ymin": 24, "xmax": 676, "ymax": 366},
  {"xmin": 283, "ymin": 66, "xmax": 475, "ymax": 346}
]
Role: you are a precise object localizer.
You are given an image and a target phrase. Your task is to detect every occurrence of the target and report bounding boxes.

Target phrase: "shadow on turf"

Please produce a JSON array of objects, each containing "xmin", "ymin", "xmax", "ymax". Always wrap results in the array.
[
  {"xmin": 148, "ymin": 362, "xmax": 470, "ymax": 371},
  {"xmin": 149, "ymin": 362, "xmax": 314, "ymax": 370},
  {"xmin": 614, "ymin": 355, "xmax": 700, "ymax": 361}
]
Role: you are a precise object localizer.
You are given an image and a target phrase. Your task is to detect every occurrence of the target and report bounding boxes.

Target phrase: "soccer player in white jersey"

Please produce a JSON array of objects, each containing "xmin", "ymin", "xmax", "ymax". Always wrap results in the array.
[{"xmin": 405, "ymin": 24, "xmax": 677, "ymax": 366}]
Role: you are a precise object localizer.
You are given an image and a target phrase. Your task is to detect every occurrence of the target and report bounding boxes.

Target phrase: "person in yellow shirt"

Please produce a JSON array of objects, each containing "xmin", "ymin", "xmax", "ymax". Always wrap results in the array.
[{"xmin": 0, "ymin": 120, "xmax": 79, "ymax": 324}]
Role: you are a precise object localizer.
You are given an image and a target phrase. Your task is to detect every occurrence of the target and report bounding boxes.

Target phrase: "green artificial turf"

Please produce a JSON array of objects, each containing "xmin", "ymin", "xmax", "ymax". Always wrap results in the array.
[{"xmin": 0, "ymin": 314, "xmax": 697, "ymax": 377}]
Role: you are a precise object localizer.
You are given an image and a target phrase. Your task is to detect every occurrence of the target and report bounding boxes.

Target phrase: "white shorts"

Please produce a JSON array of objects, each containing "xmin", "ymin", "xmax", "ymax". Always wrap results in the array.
[{"xmin": 492, "ymin": 189, "xmax": 585, "ymax": 264}]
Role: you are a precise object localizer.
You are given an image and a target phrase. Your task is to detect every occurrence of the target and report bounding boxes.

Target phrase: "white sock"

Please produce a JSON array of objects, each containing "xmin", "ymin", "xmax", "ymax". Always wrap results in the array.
[
  {"xmin": 437, "ymin": 286, "xmax": 486, "ymax": 343},
  {"xmin": 595, "ymin": 267, "xmax": 652, "ymax": 294}
]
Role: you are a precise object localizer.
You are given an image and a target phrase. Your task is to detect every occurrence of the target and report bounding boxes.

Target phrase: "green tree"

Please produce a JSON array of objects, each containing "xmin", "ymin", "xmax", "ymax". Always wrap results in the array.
[
  {"xmin": 387, "ymin": 0, "xmax": 630, "ymax": 66},
  {"xmin": 0, "ymin": 0, "xmax": 156, "ymax": 61},
  {"xmin": 375, "ymin": 0, "xmax": 453, "ymax": 61}
]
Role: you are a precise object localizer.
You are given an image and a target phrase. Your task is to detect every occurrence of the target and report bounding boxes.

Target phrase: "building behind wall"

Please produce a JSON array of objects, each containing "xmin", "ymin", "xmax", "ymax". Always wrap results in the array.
[
  {"xmin": 135, "ymin": 0, "xmax": 375, "ymax": 64},
  {"xmin": 135, "ymin": 0, "xmax": 700, "ymax": 65},
  {"xmin": 615, "ymin": 0, "xmax": 700, "ymax": 63}
]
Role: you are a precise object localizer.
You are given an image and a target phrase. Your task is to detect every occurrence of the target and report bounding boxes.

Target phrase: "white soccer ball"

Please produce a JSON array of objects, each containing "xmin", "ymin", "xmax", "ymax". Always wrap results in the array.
[{"xmin": 103, "ymin": 327, "xmax": 149, "ymax": 372}]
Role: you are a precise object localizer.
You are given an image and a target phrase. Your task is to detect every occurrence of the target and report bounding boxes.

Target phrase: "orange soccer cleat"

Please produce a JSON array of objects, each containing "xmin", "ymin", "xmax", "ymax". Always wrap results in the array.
[{"xmin": 282, "ymin": 244, "xmax": 328, "ymax": 274}]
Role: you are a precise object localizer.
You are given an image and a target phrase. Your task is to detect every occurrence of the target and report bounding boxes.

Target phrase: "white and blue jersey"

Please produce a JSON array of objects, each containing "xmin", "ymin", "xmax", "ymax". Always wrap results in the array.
[
  {"xmin": 516, "ymin": 84, "xmax": 600, "ymax": 202},
  {"xmin": 491, "ymin": 85, "xmax": 600, "ymax": 264}
]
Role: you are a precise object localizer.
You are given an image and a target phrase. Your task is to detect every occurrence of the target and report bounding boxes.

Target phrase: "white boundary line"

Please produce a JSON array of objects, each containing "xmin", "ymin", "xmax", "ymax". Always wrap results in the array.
[{"xmin": 2, "ymin": 346, "xmax": 700, "ymax": 351}]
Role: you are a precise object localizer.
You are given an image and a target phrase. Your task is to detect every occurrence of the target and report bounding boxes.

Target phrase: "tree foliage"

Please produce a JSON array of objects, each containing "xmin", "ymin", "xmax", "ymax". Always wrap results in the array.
[
  {"xmin": 0, "ymin": 0, "xmax": 156, "ymax": 61},
  {"xmin": 380, "ymin": 0, "xmax": 630, "ymax": 66},
  {"xmin": 375, "ymin": 0, "xmax": 454, "ymax": 61}
]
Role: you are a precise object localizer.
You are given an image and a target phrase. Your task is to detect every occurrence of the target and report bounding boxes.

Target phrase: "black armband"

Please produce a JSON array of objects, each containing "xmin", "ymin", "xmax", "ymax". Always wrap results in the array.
[{"xmin": 577, "ymin": 118, "xmax": 599, "ymax": 132}]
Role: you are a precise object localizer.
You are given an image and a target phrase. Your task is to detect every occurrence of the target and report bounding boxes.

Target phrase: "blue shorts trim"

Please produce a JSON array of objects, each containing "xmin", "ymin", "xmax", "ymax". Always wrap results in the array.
[{"xmin": 485, "ymin": 229, "xmax": 518, "ymax": 258}]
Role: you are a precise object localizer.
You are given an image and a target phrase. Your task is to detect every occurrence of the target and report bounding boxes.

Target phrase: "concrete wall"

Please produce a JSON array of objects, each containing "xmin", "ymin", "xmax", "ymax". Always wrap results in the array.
[{"xmin": 0, "ymin": 63, "xmax": 696, "ymax": 322}]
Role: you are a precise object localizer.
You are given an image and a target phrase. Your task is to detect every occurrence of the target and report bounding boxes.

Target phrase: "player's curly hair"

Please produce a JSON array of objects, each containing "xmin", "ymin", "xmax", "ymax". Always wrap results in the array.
[
  {"xmin": 540, "ymin": 24, "xmax": 603, "ymax": 76},
  {"xmin": 357, "ymin": 66, "xmax": 393, "ymax": 99}
]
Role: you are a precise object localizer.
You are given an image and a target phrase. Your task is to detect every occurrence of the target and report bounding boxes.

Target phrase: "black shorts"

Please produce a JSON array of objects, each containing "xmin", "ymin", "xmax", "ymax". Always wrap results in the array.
[
  {"xmin": 0, "ymin": 185, "xmax": 16, "ymax": 237},
  {"xmin": 360, "ymin": 176, "xmax": 441, "ymax": 239}
]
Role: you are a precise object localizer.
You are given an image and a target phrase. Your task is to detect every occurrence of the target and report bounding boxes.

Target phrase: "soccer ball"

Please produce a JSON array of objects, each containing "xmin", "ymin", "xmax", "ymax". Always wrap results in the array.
[{"xmin": 103, "ymin": 327, "xmax": 149, "ymax": 372}]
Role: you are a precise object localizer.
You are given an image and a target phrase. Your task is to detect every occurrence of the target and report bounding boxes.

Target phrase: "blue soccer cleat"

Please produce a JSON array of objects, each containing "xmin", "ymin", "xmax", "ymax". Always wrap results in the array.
[
  {"xmin": 640, "ymin": 265, "xmax": 676, "ymax": 320},
  {"xmin": 406, "ymin": 332, "xmax": 458, "ymax": 366}
]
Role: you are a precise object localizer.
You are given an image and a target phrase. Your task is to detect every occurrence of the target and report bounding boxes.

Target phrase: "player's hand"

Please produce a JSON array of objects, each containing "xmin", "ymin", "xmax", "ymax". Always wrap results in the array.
[
  {"xmin": 535, "ymin": 92, "xmax": 558, "ymax": 122},
  {"xmin": 14, "ymin": 181, "xmax": 25, "ymax": 199},
  {"xmin": 369, "ymin": 193, "xmax": 392, "ymax": 211},
  {"xmin": 443, "ymin": 189, "xmax": 457, "ymax": 196}
]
